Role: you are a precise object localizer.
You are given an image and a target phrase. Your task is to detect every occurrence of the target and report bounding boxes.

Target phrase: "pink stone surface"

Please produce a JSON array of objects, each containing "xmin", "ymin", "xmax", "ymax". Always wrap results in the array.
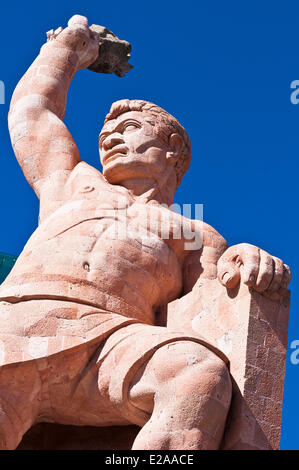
[
  {"xmin": 0, "ymin": 15, "xmax": 291, "ymax": 450},
  {"xmin": 168, "ymin": 279, "xmax": 289, "ymax": 450}
]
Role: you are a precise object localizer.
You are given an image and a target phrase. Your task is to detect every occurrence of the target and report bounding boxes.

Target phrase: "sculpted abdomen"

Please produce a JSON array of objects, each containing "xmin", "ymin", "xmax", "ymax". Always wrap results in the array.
[{"xmin": 3, "ymin": 216, "xmax": 182, "ymax": 322}]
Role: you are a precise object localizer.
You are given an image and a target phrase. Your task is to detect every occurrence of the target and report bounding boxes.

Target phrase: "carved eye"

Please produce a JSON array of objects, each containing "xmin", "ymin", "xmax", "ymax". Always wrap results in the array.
[{"xmin": 123, "ymin": 123, "xmax": 139, "ymax": 132}]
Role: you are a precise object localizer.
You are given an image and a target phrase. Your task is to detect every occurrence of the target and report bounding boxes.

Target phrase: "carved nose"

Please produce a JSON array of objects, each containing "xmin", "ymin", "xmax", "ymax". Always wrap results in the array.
[{"xmin": 103, "ymin": 134, "xmax": 124, "ymax": 151}]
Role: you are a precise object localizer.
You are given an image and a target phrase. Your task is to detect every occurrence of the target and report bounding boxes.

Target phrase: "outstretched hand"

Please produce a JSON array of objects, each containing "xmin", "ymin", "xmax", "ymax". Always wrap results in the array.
[
  {"xmin": 46, "ymin": 15, "xmax": 99, "ymax": 70},
  {"xmin": 217, "ymin": 243, "xmax": 290, "ymax": 299}
]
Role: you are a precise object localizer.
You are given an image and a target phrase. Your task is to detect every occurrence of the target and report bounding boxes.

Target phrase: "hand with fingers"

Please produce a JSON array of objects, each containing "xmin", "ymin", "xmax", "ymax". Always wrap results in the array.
[
  {"xmin": 45, "ymin": 15, "xmax": 99, "ymax": 70},
  {"xmin": 217, "ymin": 243, "xmax": 291, "ymax": 300}
]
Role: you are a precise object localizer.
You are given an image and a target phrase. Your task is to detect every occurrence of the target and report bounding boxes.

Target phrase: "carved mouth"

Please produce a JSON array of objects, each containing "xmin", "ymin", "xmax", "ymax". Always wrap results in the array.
[{"xmin": 103, "ymin": 145, "xmax": 128, "ymax": 164}]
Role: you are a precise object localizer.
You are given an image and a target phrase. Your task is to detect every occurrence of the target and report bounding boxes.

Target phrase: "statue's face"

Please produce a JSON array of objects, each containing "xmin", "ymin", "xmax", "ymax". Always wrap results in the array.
[{"xmin": 99, "ymin": 111, "xmax": 170, "ymax": 184}]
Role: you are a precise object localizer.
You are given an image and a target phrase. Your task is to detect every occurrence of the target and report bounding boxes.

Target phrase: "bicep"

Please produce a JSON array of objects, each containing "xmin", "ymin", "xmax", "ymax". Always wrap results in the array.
[{"xmin": 9, "ymin": 108, "xmax": 80, "ymax": 197}]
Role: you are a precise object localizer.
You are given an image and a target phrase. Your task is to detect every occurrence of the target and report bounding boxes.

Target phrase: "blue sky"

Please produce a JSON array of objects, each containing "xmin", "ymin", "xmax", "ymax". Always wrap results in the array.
[{"xmin": 0, "ymin": 1, "xmax": 298, "ymax": 448}]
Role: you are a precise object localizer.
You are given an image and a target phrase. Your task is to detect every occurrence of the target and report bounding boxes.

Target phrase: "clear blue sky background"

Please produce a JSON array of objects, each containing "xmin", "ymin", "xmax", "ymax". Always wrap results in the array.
[{"xmin": 0, "ymin": 0, "xmax": 298, "ymax": 448}]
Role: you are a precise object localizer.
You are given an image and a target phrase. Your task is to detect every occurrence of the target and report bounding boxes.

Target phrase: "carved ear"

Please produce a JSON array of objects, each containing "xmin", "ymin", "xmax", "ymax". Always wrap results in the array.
[{"xmin": 167, "ymin": 133, "xmax": 184, "ymax": 165}]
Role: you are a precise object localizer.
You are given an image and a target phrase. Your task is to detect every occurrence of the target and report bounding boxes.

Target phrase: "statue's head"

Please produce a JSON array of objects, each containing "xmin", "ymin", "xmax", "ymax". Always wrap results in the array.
[{"xmin": 99, "ymin": 99, "xmax": 191, "ymax": 190}]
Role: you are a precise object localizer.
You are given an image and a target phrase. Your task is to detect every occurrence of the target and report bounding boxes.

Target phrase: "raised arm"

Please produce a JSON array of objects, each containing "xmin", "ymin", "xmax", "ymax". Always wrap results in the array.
[{"xmin": 8, "ymin": 15, "xmax": 98, "ymax": 198}]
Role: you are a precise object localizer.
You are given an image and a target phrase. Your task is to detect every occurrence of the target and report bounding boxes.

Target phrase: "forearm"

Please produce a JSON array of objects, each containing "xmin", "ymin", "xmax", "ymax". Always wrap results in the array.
[
  {"xmin": 8, "ymin": 40, "xmax": 80, "ymax": 191},
  {"xmin": 8, "ymin": 16, "xmax": 98, "ymax": 193},
  {"xmin": 10, "ymin": 35, "xmax": 81, "ymax": 118},
  {"xmin": 183, "ymin": 222, "xmax": 228, "ymax": 294}
]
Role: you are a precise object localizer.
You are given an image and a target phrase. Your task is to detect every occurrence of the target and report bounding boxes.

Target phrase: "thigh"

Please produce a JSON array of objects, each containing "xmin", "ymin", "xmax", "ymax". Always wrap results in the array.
[
  {"xmin": 129, "ymin": 339, "xmax": 231, "ymax": 414},
  {"xmin": 97, "ymin": 323, "xmax": 229, "ymax": 427}
]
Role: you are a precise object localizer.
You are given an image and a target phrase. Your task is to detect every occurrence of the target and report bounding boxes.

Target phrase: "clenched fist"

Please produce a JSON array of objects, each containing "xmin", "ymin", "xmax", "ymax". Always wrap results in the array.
[
  {"xmin": 217, "ymin": 243, "xmax": 291, "ymax": 299},
  {"xmin": 45, "ymin": 15, "xmax": 99, "ymax": 70}
]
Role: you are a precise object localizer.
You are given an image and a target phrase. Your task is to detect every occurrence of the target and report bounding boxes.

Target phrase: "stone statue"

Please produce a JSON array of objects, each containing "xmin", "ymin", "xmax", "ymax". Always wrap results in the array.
[{"xmin": 0, "ymin": 15, "xmax": 290, "ymax": 450}]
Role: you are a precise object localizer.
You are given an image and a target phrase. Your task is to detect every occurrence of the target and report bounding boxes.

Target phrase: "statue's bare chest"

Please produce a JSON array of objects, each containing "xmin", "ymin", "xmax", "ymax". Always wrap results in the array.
[
  {"xmin": 45, "ymin": 166, "xmax": 188, "ymax": 263},
  {"xmin": 6, "ymin": 164, "xmax": 185, "ymax": 313}
]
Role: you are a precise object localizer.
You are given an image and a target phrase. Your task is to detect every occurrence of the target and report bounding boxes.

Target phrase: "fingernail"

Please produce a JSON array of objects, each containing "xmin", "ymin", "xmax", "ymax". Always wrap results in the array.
[{"xmin": 222, "ymin": 273, "xmax": 232, "ymax": 284}]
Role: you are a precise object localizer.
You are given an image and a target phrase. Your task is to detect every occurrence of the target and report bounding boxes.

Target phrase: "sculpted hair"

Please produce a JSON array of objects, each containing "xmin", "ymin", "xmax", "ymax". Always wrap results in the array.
[{"xmin": 103, "ymin": 99, "xmax": 191, "ymax": 187}]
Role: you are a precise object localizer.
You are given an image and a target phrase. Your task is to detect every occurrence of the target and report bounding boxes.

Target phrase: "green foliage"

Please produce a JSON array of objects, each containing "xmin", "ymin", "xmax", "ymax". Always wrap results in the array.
[{"xmin": 0, "ymin": 252, "xmax": 17, "ymax": 284}]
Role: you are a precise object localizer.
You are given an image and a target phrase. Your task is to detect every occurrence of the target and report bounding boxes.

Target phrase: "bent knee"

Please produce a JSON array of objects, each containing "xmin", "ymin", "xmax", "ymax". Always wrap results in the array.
[
  {"xmin": 148, "ymin": 340, "xmax": 226, "ymax": 381},
  {"xmin": 203, "ymin": 355, "xmax": 232, "ymax": 408},
  {"xmin": 175, "ymin": 344, "xmax": 231, "ymax": 409},
  {"xmin": 160, "ymin": 350, "xmax": 231, "ymax": 413},
  {"xmin": 129, "ymin": 340, "xmax": 231, "ymax": 417},
  {"xmin": 133, "ymin": 340, "xmax": 231, "ymax": 395}
]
